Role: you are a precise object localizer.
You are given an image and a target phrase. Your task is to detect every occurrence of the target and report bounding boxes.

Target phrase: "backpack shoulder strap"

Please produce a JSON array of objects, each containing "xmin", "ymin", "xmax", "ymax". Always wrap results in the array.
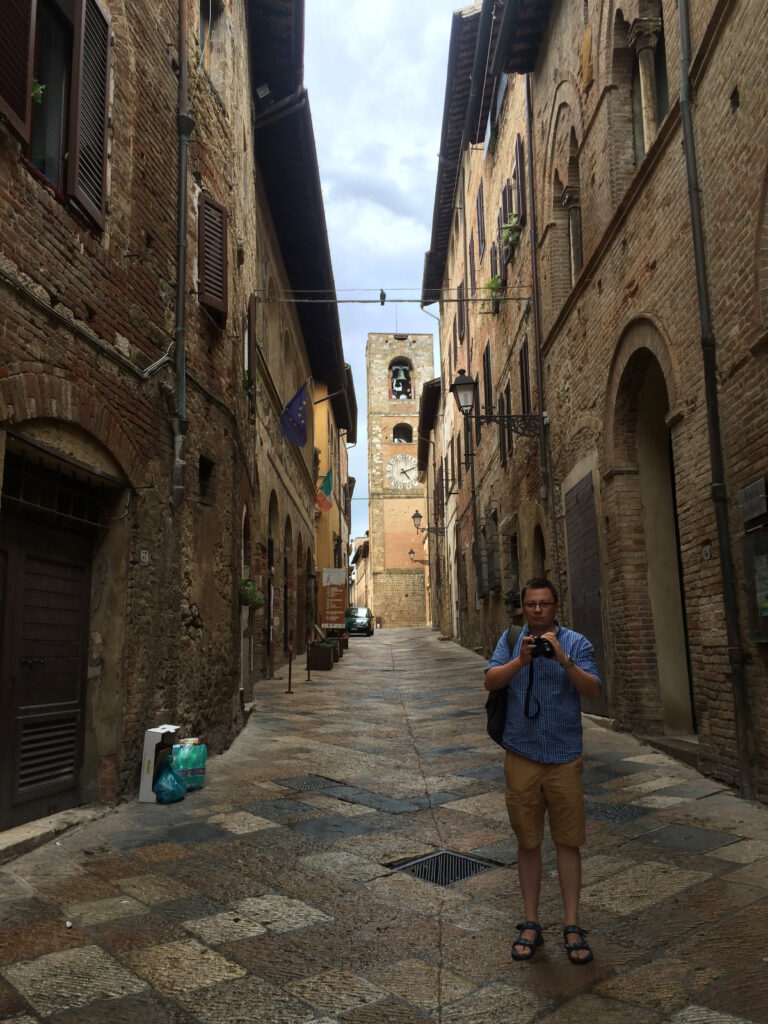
[{"xmin": 506, "ymin": 623, "xmax": 523, "ymax": 651}]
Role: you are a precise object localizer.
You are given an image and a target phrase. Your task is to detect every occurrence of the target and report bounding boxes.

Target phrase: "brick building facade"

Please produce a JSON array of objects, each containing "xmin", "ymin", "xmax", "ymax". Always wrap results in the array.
[
  {"xmin": 421, "ymin": 0, "xmax": 768, "ymax": 799},
  {"xmin": 0, "ymin": 0, "xmax": 354, "ymax": 828},
  {"xmin": 366, "ymin": 333, "xmax": 433, "ymax": 628}
]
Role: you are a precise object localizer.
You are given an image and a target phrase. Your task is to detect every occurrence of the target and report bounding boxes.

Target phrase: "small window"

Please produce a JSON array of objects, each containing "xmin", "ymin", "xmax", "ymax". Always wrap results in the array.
[
  {"xmin": 457, "ymin": 431, "xmax": 462, "ymax": 485},
  {"xmin": 199, "ymin": 455, "xmax": 214, "ymax": 499},
  {"xmin": 200, "ymin": 0, "xmax": 224, "ymax": 77},
  {"xmin": 199, "ymin": 194, "xmax": 228, "ymax": 321},
  {"xmin": 393, "ymin": 423, "xmax": 412, "ymax": 444},
  {"xmin": 457, "ymin": 281, "xmax": 465, "ymax": 340}
]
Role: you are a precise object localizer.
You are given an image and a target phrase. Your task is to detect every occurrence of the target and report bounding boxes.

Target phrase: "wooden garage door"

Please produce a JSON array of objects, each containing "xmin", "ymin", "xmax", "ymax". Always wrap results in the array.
[
  {"xmin": 565, "ymin": 473, "xmax": 608, "ymax": 716},
  {"xmin": 0, "ymin": 515, "xmax": 92, "ymax": 830}
]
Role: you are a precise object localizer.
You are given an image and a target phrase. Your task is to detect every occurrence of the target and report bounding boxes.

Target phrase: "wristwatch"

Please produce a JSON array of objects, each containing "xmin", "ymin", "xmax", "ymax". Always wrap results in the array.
[{"xmin": 565, "ymin": 656, "xmax": 575, "ymax": 668}]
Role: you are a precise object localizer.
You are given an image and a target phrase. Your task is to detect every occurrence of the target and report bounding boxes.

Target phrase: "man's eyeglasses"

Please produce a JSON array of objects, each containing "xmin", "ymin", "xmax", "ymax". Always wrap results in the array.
[{"xmin": 523, "ymin": 600, "xmax": 555, "ymax": 609}]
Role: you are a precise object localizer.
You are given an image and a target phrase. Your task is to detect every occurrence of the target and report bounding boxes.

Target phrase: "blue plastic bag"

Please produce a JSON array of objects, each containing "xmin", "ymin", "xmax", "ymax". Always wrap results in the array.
[{"xmin": 152, "ymin": 761, "xmax": 186, "ymax": 803}]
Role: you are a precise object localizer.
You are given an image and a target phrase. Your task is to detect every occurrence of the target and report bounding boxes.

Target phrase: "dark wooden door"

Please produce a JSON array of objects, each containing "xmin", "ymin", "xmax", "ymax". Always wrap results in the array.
[
  {"xmin": 564, "ymin": 473, "xmax": 608, "ymax": 716},
  {"xmin": 0, "ymin": 514, "xmax": 92, "ymax": 830}
]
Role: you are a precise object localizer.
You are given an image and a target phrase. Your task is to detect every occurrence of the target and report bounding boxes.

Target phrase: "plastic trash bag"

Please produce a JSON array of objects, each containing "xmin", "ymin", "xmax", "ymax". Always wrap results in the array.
[
  {"xmin": 152, "ymin": 761, "xmax": 186, "ymax": 803},
  {"xmin": 172, "ymin": 738, "xmax": 207, "ymax": 791}
]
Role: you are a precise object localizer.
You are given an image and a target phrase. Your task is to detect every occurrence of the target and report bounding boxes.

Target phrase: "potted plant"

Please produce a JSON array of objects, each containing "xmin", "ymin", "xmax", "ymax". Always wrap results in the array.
[
  {"xmin": 503, "ymin": 588, "xmax": 521, "ymax": 612},
  {"xmin": 502, "ymin": 214, "xmax": 522, "ymax": 249},
  {"xmin": 307, "ymin": 641, "xmax": 334, "ymax": 671},
  {"xmin": 480, "ymin": 275, "xmax": 502, "ymax": 315},
  {"xmin": 238, "ymin": 578, "xmax": 264, "ymax": 607}
]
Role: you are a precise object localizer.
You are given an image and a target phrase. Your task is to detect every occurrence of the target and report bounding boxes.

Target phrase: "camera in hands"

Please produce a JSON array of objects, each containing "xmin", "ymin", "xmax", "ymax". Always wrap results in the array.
[{"xmin": 530, "ymin": 636, "xmax": 555, "ymax": 659}]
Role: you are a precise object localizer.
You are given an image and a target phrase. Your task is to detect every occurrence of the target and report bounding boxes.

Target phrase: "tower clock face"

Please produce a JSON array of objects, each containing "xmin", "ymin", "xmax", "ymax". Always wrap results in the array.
[{"xmin": 385, "ymin": 453, "xmax": 418, "ymax": 489}]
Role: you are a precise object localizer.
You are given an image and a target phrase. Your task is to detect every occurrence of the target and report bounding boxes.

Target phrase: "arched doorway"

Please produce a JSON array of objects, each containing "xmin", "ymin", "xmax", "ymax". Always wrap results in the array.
[
  {"xmin": 266, "ymin": 491, "xmax": 279, "ymax": 677},
  {"xmin": 607, "ymin": 326, "xmax": 693, "ymax": 735}
]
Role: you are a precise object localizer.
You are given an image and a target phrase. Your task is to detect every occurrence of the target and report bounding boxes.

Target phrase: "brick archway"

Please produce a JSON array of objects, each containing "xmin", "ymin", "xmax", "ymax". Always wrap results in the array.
[
  {"xmin": 602, "ymin": 322, "xmax": 692, "ymax": 735},
  {"xmin": 0, "ymin": 371, "xmax": 145, "ymax": 486}
]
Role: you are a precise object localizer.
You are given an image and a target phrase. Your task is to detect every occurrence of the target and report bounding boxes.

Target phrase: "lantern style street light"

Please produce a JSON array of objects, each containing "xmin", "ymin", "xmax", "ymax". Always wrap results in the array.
[
  {"xmin": 408, "ymin": 548, "xmax": 429, "ymax": 565},
  {"xmin": 412, "ymin": 509, "xmax": 445, "ymax": 536},
  {"xmin": 450, "ymin": 368, "xmax": 542, "ymax": 437}
]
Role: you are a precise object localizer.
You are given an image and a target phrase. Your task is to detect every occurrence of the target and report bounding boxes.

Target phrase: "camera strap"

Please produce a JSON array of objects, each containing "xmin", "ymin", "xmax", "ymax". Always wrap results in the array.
[{"xmin": 524, "ymin": 661, "xmax": 540, "ymax": 720}]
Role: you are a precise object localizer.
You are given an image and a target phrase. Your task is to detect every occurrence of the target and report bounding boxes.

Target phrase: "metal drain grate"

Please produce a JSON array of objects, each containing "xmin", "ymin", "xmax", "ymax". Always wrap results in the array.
[
  {"xmin": 275, "ymin": 774, "xmax": 340, "ymax": 792},
  {"xmin": 389, "ymin": 850, "xmax": 498, "ymax": 887}
]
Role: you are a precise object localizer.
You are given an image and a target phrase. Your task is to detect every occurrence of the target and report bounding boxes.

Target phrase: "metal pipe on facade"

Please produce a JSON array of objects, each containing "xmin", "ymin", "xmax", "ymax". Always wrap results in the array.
[
  {"xmin": 677, "ymin": 0, "xmax": 752, "ymax": 797},
  {"xmin": 172, "ymin": 0, "xmax": 194, "ymax": 508}
]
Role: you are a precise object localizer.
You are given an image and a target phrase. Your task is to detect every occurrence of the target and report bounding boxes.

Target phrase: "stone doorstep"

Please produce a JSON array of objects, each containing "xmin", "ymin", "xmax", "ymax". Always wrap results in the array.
[
  {"xmin": 639, "ymin": 733, "xmax": 701, "ymax": 771},
  {"xmin": 0, "ymin": 806, "xmax": 109, "ymax": 866}
]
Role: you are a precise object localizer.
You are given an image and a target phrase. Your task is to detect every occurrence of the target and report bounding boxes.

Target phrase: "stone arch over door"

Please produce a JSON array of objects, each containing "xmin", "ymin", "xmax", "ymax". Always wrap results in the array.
[{"xmin": 604, "ymin": 319, "xmax": 693, "ymax": 735}]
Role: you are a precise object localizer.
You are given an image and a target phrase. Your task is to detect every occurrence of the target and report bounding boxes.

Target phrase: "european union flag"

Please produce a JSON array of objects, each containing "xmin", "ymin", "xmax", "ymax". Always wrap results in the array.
[{"xmin": 280, "ymin": 384, "xmax": 308, "ymax": 447}]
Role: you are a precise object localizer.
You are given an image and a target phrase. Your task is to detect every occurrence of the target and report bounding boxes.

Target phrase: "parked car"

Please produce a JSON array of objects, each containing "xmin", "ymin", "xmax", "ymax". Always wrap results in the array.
[{"xmin": 345, "ymin": 606, "xmax": 374, "ymax": 636}]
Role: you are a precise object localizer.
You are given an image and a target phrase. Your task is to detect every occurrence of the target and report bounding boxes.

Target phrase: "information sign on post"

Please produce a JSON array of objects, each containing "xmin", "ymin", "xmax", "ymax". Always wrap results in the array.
[{"xmin": 320, "ymin": 568, "xmax": 347, "ymax": 629}]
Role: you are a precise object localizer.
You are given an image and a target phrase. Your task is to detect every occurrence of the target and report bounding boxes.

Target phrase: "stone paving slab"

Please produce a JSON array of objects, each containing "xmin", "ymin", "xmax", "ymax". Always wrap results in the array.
[{"xmin": 1, "ymin": 628, "xmax": 767, "ymax": 1023}]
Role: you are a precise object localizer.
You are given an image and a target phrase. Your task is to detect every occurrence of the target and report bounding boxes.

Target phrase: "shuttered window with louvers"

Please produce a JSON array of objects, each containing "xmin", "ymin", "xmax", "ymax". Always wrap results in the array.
[
  {"xmin": 68, "ymin": 0, "xmax": 111, "ymax": 228},
  {"xmin": 199, "ymin": 195, "xmax": 228, "ymax": 318},
  {"xmin": 0, "ymin": 0, "xmax": 36, "ymax": 142}
]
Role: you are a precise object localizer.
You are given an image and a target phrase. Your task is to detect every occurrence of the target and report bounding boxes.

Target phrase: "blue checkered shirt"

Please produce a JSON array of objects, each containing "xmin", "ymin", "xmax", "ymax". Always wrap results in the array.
[{"xmin": 486, "ymin": 623, "xmax": 601, "ymax": 764}]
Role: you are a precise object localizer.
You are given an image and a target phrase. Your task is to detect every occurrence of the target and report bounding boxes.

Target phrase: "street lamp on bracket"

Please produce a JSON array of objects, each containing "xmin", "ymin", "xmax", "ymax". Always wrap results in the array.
[
  {"xmin": 411, "ymin": 509, "xmax": 445, "ymax": 536},
  {"xmin": 450, "ymin": 368, "xmax": 544, "ymax": 437},
  {"xmin": 408, "ymin": 548, "xmax": 429, "ymax": 566}
]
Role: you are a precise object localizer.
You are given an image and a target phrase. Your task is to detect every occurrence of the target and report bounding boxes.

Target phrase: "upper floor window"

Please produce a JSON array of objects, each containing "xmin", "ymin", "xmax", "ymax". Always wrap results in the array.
[
  {"xmin": 476, "ymin": 181, "xmax": 485, "ymax": 260},
  {"xmin": 1, "ymin": 0, "xmax": 111, "ymax": 230},
  {"xmin": 520, "ymin": 336, "xmax": 532, "ymax": 415},
  {"xmin": 390, "ymin": 360, "xmax": 412, "ymax": 399},
  {"xmin": 200, "ymin": 0, "xmax": 224, "ymax": 77},
  {"xmin": 392, "ymin": 423, "xmax": 412, "ymax": 444}
]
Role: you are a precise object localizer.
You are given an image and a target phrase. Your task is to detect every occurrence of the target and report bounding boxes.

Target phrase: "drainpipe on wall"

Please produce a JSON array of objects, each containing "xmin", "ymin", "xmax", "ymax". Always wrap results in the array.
[
  {"xmin": 524, "ymin": 74, "xmax": 562, "ymax": 580},
  {"xmin": 172, "ymin": 0, "xmax": 195, "ymax": 508},
  {"xmin": 677, "ymin": 0, "xmax": 752, "ymax": 798}
]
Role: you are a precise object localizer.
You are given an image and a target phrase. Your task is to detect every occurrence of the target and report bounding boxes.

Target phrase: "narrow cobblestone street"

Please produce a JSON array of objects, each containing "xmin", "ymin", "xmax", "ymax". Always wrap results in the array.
[{"xmin": 1, "ymin": 628, "xmax": 767, "ymax": 1023}]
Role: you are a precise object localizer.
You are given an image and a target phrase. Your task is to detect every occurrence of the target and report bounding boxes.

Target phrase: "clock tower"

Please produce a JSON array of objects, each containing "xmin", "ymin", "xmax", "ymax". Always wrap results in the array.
[{"xmin": 366, "ymin": 332, "xmax": 434, "ymax": 628}]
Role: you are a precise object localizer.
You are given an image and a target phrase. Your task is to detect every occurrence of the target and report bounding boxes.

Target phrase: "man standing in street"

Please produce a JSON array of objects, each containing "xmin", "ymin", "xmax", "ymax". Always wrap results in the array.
[{"xmin": 485, "ymin": 577, "xmax": 601, "ymax": 965}]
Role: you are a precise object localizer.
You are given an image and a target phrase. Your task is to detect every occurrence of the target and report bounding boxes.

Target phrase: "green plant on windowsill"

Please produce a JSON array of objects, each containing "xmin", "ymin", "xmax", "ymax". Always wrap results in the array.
[
  {"xmin": 479, "ymin": 275, "xmax": 502, "ymax": 315},
  {"xmin": 502, "ymin": 588, "xmax": 521, "ymax": 609},
  {"xmin": 502, "ymin": 214, "xmax": 522, "ymax": 248},
  {"xmin": 31, "ymin": 78, "xmax": 46, "ymax": 104},
  {"xmin": 238, "ymin": 577, "xmax": 265, "ymax": 607}
]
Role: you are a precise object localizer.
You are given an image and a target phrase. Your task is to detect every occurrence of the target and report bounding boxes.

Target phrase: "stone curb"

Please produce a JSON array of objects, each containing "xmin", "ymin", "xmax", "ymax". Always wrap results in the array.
[{"xmin": 0, "ymin": 806, "xmax": 110, "ymax": 866}]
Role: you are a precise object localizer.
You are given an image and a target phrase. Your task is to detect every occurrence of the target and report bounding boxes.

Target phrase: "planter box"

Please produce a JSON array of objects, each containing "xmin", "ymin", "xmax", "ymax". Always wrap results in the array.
[
  {"xmin": 307, "ymin": 645, "xmax": 334, "ymax": 671},
  {"xmin": 331, "ymin": 641, "xmax": 340, "ymax": 662}
]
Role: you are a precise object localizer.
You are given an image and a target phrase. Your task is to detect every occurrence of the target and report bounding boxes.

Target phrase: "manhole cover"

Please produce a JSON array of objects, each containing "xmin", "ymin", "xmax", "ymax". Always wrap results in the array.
[
  {"xmin": 389, "ymin": 850, "xmax": 498, "ymax": 887},
  {"xmin": 275, "ymin": 774, "xmax": 340, "ymax": 792}
]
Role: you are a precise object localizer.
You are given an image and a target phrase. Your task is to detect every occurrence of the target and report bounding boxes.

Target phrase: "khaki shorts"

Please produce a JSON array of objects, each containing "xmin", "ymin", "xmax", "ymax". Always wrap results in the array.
[{"xmin": 504, "ymin": 750, "xmax": 585, "ymax": 849}]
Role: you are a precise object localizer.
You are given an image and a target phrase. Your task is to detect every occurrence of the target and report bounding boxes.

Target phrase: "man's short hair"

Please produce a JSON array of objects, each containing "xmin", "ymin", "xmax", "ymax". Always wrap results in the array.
[{"xmin": 521, "ymin": 577, "xmax": 559, "ymax": 604}]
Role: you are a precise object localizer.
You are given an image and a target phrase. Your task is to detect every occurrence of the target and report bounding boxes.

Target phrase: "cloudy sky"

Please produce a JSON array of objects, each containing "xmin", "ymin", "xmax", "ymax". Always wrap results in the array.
[{"xmin": 304, "ymin": 0, "xmax": 470, "ymax": 542}]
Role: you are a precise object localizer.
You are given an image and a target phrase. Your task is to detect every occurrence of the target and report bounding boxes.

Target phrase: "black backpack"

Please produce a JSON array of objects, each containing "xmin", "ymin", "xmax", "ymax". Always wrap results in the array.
[{"xmin": 485, "ymin": 624, "xmax": 523, "ymax": 746}]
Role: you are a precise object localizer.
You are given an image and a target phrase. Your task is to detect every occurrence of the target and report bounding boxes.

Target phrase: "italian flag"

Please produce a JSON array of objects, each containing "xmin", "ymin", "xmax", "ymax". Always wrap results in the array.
[{"xmin": 316, "ymin": 470, "xmax": 333, "ymax": 512}]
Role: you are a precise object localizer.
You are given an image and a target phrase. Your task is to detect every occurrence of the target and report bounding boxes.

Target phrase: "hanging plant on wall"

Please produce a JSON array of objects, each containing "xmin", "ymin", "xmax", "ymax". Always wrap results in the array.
[
  {"xmin": 502, "ymin": 214, "xmax": 522, "ymax": 248},
  {"xmin": 238, "ymin": 578, "xmax": 265, "ymax": 607}
]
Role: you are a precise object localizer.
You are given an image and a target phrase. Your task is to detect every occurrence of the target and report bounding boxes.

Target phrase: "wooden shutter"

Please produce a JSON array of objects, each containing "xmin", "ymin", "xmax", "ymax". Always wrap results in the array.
[
  {"xmin": 498, "ymin": 395, "xmax": 506, "ymax": 466},
  {"xmin": 515, "ymin": 134, "xmax": 526, "ymax": 227},
  {"xmin": 68, "ymin": 0, "xmax": 111, "ymax": 228},
  {"xmin": 199, "ymin": 194, "xmax": 228, "ymax": 317},
  {"xmin": 505, "ymin": 381, "xmax": 514, "ymax": 455},
  {"xmin": 476, "ymin": 182, "xmax": 485, "ymax": 259},
  {"xmin": 457, "ymin": 281, "xmax": 465, "ymax": 340},
  {"xmin": 247, "ymin": 293, "xmax": 258, "ymax": 383},
  {"xmin": 520, "ymin": 335, "xmax": 531, "ymax": 414},
  {"xmin": 469, "ymin": 231, "xmax": 476, "ymax": 295},
  {"xmin": 0, "ymin": 0, "xmax": 37, "ymax": 143}
]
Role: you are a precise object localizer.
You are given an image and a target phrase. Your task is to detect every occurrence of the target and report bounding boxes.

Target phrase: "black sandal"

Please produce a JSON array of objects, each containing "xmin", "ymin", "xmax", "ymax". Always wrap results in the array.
[
  {"xmin": 563, "ymin": 924, "xmax": 593, "ymax": 965},
  {"xmin": 511, "ymin": 920, "xmax": 543, "ymax": 961}
]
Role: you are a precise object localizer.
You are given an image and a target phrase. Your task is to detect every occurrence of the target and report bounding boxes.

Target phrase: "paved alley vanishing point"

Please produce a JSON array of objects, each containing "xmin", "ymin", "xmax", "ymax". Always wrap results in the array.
[{"xmin": 1, "ymin": 629, "xmax": 767, "ymax": 1024}]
